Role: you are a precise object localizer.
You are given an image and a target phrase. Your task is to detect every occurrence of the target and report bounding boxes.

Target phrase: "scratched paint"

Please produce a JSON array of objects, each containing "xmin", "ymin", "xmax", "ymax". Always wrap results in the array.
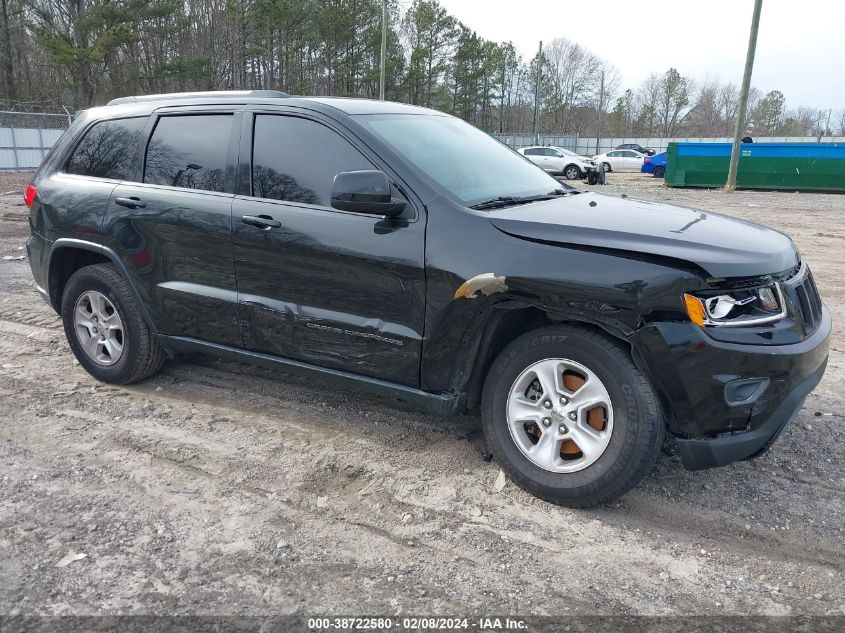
[{"xmin": 454, "ymin": 273, "xmax": 508, "ymax": 299}]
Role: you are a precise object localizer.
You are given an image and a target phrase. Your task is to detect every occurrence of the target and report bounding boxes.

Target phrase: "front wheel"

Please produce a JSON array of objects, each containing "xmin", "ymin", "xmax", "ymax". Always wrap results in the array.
[
  {"xmin": 602, "ymin": 162, "xmax": 612, "ymax": 173},
  {"xmin": 481, "ymin": 325, "xmax": 664, "ymax": 507},
  {"xmin": 563, "ymin": 165, "xmax": 582, "ymax": 180}
]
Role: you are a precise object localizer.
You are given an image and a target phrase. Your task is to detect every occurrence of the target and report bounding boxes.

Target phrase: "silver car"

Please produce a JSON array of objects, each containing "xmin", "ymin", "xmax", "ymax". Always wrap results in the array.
[
  {"xmin": 518, "ymin": 146, "xmax": 595, "ymax": 179},
  {"xmin": 592, "ymin": 149, "xmax": 647, "ymax": 172}
]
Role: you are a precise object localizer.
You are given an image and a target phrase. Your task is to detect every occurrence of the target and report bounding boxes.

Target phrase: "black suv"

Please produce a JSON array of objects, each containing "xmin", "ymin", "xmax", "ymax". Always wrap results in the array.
[
  {"xmin": 614, "ymin": 143, "xmax": 656, "ymax": 156},
  {"xmin": 25, "ymin": 91, "xmax": 830, "ymax": 507}
]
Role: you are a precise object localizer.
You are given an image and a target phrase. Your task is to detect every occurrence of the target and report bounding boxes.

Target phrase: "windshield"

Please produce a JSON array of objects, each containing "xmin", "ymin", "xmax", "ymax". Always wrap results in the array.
[{"xmin": 357, "ymin": 113, "xmax": 562, "ymax": 206}]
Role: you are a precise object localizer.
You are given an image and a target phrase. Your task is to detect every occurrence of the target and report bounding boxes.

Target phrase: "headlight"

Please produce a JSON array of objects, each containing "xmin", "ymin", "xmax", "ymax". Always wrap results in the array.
[{"xmin": 683, "ymin": 283, "xmax": 786, "ymax": 327}]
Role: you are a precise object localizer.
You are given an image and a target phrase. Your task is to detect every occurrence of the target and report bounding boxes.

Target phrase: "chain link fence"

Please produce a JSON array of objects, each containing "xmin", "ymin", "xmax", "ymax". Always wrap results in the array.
[
  {"xmin": 493, "ymin": 133, "xmax": 579, "ymax": 150},
  {"xmin": 1, "ymin": 110, "xmax": 73, "ymax": 171},
  {"xmin": 499, "ymin": 133, "xmax": 845, "ymax": 156}
]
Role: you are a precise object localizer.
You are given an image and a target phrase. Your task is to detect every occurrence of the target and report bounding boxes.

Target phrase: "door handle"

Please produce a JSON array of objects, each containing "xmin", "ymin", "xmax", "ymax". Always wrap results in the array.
[
  {"xmin": 242, "ymin": 214, "xmax": 281, "ymax": 229},
  {"xmin": 114, "ymin": 196, "xmax": 146, "ymax": 209}
]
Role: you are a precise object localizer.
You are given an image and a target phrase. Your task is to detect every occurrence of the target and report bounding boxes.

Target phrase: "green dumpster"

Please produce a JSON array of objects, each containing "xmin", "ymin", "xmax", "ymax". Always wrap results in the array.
[{"xmin": 665, "ymin": 142, "xmax": 845, "ymax": 191}]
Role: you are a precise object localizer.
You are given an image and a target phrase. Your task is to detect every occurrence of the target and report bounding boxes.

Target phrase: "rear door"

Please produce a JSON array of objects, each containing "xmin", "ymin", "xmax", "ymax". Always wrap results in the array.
[
  {"xmin": 103, "ymin": 110, "xmax": 241, "ymax": 345},
  {"xmin": 231, "ymin": 110, "xmax": 426, "ymax": 386},
  {"xmin": 605, "ymin": 151, "xmax": 623, "ymax": 170},
  {"xmin": 523, "ymin": 148, "xmax": 544, "ymax": 168}
]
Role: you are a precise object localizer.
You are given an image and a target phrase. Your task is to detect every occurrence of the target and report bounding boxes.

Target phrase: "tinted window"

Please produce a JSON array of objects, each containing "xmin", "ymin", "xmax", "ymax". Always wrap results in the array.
[
  {"xmin": 144, "ymin": 115, "xmax": 232, "ymax": 192},
  {"xmin": 359, "ymin": 114, "xmax": 562, "ymax": 206},
  {"xmin": 543, "ymin": 148, "xmax": 559, "ymax": 157},
  {"xmin": 66, "ymin": 117, "xmax": 146, "ymax": 180},
  {"xmin": 252, "ymin": 115, "xmax": 373, "ymax": 205},
  {"xmin": 524, "ymin": 148, "xmax": 542, "ymax": 156}
]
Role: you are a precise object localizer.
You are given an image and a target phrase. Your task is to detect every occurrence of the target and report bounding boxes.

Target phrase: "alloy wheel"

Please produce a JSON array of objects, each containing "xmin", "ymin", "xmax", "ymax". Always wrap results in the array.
[
  {"xmin": 73, "ymin": 290, "xmax": 125, "ymax": 366},
  {"xmin": 506, "ymin": 358, "xmax": 614, "ymax": 473}
]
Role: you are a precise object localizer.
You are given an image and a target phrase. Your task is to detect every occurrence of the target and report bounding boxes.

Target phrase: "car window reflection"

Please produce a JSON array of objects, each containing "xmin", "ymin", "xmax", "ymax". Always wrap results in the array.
[{"xmin": 143, "ymin": 115, "xmax": 232, "ymax": 193}]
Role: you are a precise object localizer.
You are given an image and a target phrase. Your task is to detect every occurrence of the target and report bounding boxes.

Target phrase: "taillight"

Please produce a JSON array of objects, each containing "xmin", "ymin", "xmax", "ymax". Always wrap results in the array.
[{"xmin": 24, "ymin": 185, "xmax": 37, "ymax": 207}]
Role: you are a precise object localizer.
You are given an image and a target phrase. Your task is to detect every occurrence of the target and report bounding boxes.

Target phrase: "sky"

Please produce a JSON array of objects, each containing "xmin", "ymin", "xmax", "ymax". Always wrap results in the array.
[{"xmin": 436, "ymin": 0, "xmax": 843, "ymax": 111}]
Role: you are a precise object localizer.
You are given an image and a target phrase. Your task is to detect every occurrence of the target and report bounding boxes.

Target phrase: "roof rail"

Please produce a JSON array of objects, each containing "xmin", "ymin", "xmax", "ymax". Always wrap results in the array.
[{"xmin": 107, "ymin": 90, "xmax": 290, "ymax": 106}]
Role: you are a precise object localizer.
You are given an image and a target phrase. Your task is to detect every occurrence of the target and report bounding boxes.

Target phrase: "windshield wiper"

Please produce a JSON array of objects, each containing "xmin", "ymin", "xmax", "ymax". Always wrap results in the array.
[{"xmin": 470, "ymin": 190, "xmax": 569, "ymax": 210}]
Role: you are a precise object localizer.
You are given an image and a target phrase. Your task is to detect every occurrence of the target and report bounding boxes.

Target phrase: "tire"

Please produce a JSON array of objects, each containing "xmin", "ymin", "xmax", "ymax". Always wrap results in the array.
[
  {"xmin": 653, "ymin": 166, "xmax": 665, "ymax": 178},
  {"xmin": 563, "ymin": 165, "xmax": 582, "ymax": 180},
  {"xmin": 602, "ymin": 162, "xmax": 612, "ymax": 173},
  {"xmin": 61, "ymin": 263, "xmax": 165, "ymax": 384},
  {"xmin": 481, "ymin": 325, "xmax": 664, "ymax": 507}
]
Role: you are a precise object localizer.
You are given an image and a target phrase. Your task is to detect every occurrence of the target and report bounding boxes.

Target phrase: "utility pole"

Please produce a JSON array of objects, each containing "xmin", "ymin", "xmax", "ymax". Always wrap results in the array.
[
  {"xmin": 595, "ymin": 69, "xmax": 606, "ymax": 155},
  {"xmin": 725, "ymin": 0, "xmax": 763, "ymax": 192},
  {"xmin": 532, "ymin": 41, "xmax": 543, "ymax": 144},
  {"xmin": 379, "ymin": 0, "xmax": 387, "ymax": 101},
  {"xmin": 818, "ymin": 109, "xmax": 831, "ymax": 142}
]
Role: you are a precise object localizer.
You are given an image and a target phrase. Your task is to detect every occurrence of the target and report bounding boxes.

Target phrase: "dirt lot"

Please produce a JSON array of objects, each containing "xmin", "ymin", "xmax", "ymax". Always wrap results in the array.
[{"xmin": 1, "ymin": 171, "xmax": 844, "ymax": 618}]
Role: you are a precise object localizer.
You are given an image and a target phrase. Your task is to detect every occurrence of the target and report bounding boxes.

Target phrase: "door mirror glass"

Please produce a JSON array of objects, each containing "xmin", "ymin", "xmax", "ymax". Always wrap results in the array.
[{"xmin": 331, "ymin": 170, "xmax": 405, "ymax": 217}]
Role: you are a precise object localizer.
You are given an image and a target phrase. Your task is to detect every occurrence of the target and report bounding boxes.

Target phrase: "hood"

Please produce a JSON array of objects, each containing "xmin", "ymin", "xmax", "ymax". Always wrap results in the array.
[{"xmin": 487, "ymin": 193, "xmax": 798, "ymax": 278}]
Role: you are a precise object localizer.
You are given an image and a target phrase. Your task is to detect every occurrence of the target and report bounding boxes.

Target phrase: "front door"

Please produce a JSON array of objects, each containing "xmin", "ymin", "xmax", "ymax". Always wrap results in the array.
[
  {"xmin": 232, "ymin": 112, "xmax": 426, "ymax": 386},
  {"xmin": 104, "ymin": 112, "xmax": 240, "ymax": 346}
]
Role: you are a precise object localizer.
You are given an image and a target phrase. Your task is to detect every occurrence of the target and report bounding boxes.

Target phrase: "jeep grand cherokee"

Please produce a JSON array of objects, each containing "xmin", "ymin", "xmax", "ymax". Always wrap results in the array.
[{"xmin": 25, "ymin": 91, "xmax": 830, "ymax": 507}]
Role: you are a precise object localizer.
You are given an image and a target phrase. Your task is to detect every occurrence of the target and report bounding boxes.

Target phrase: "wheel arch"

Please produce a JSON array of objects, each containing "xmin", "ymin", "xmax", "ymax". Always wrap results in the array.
[
  {"xmin": 461, "ymin": 303, "xmax": 636, "ymax": 414},
  {"xmin": 47, "ymin": 238, "xmax": 159, "ymax": 334}
]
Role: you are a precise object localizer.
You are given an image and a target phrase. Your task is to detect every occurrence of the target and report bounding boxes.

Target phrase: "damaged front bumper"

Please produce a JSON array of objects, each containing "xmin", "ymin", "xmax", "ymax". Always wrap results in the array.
[
  {"xmin": 675, "ymin": 356, "xmax": 826, "ymax": 470},
  {"xmin": 633, "ymin": 305, "xmax": 831, "ymax": 471}
]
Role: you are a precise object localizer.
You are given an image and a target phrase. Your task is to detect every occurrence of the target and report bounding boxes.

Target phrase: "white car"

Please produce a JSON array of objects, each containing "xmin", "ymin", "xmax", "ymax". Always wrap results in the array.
[
  {"xmin": 592, "ymin": 149, "xmax": 647, "ymax": 172},
  {"xmin": 518, "ymin": 146, "xmax": 596, "ymax": 179}
]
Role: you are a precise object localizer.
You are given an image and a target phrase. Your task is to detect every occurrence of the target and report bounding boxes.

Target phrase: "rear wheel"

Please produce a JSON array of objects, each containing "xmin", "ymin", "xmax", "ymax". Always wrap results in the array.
[
  {"xmin": 61, "ymin": 263, "xmax": 165, "ymax": 384},
  {"xmin": 653, "ymin": 166, "xmax": 665, "ymax": 178},
  {"xmin": 563, "ymin": 165, "xmax": 582, "ymax": 180},
  {"xmin": 481, "ymin": 325, "xmax": 664, "ymax": 507}
]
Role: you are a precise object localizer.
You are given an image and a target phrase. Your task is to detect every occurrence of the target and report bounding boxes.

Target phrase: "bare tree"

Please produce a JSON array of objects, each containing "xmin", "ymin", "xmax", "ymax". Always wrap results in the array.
[{"xmin": 656, "ymin": 68, "xmax": 693, "ymax": 137}]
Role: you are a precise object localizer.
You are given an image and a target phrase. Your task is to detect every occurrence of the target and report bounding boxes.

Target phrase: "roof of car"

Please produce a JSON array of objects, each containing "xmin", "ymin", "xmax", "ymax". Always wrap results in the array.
[{"xmin": 98, "ymin": 90, "xmax": 437, "ymax": 117}]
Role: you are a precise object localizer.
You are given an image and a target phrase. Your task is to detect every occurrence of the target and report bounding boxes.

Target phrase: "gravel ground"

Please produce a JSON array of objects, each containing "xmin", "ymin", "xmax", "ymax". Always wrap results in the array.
[
  {"xmin": 0, "ymin": 170, "xmax": 32, "ymax": 195},
  {"xmin": 1, "ymin": 172, "xmax": 844, "ymax": 618}
]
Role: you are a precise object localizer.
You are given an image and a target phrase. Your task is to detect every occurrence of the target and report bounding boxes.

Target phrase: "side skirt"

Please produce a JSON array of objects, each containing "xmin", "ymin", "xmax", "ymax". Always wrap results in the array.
[{"xmin": 154, "ymin": 334, "xmax": 463, "ymax": 417}]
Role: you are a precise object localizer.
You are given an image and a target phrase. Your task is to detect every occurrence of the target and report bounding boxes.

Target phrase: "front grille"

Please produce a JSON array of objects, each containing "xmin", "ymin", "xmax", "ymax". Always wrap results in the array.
[{"xmin": 784, "ymin": 264, "xmax": 823, "ymax": 334}]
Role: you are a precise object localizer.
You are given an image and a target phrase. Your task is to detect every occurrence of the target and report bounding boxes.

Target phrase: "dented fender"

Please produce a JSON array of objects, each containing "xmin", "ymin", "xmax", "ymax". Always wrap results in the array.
[{"xmin": 419, "ymin": 199, "xmax": 704, "ymax": 394}]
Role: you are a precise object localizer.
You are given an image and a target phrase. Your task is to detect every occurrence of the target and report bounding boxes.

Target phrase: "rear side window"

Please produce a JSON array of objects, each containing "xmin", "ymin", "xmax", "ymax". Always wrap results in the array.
[
  {"xmin": 144, "ymin": 114, "xmax": 233, "ymax": 192},
  {"xmin": 252, "ymin": 115, "xmax": 373, "ymax": 206},
  {"xmin": 65, "ymin": 117, "xmax": 146, "ymax": 180},
  {"xmin": 524, "ymin": 148, "xmax": 541, "ymax": 156}
]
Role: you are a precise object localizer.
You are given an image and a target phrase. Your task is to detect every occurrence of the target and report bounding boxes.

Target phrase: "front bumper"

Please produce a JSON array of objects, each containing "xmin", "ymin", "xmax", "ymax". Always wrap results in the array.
[
  {"xmin": 675, "ymin": 357, "xmax": 825, "ymax": 470},
  {"xmin": 632, "ymin": 305, "xmax": 831, "ymax": 471}
]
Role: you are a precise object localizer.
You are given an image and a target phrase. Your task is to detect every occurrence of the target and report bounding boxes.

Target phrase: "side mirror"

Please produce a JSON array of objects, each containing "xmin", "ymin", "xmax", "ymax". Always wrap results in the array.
[{"xmin": 331, "ymin": 170, "xmax": 406, "ymax": 217}]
